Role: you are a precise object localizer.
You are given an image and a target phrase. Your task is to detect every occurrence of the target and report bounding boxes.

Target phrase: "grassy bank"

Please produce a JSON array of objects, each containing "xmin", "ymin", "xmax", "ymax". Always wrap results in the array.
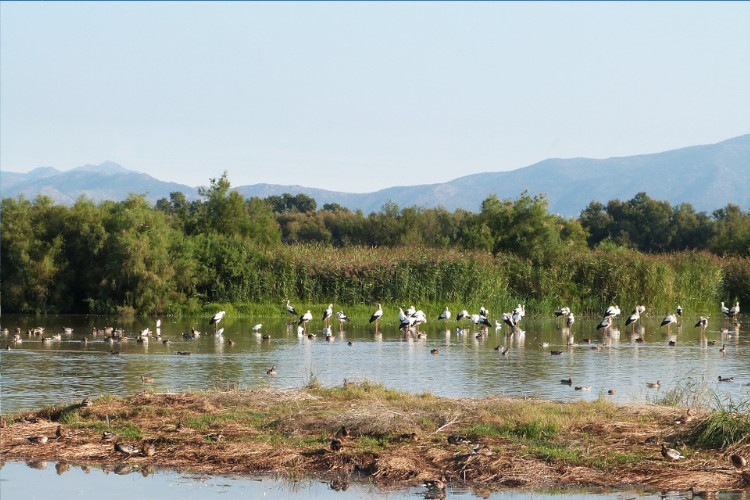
[{"xmin": 2, "ymin": 382, "xmax": 749, "ymax": 494}]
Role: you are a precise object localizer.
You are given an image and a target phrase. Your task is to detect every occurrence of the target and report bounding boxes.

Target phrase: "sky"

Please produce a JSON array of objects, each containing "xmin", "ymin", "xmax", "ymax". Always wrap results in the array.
[{"xmin": 1, "ymin": 1, "xmax": 749, "ymax": 192}]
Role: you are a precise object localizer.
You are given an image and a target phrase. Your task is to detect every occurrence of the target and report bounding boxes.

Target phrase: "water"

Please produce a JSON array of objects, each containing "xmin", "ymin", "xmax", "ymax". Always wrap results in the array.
[
  {"xmin": 2, "ymin": 312, "xmax": 749, "ymax": 499},
  {"xmin": 1, "ymin": 312, "xmax": 747, "ymax": 414},
  {"xmin": 0, "ymin": 460, "xmax": 745, "ymax": 499}
]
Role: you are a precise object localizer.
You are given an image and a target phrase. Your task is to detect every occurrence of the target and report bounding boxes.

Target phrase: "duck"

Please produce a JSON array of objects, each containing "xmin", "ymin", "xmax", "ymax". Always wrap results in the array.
[
  {"xmin": 334, "ymin": 426, "xmax": 350, "ymax": 440},
  {"xmin": 718, "ymin": 376, "xmax": 734, "ymax": 382},
  {"xmin": 207, "ymin": 433, "xmax": 224, "ymax": 442},
  {"xmin": 675, "ymin": 408, "xmax": 693, "ymax": 425},
  {"xmin": 646, "ymin": 380, "xmax": 661, "ymax": 389},
  {"xmin": 661, "ymin": 443, "xmax": 685, "ymax": 460},
  {"xmin": 539, "ymin": 342, "xmax": 550, "ymax": 347},
  {"xmin": 142, "ymin": 443, "xmax": 156, "ymax": 457},
  {"xmin": 26, "ymin": 435, "xmax": 48, "ymax": 445},
  {"xmin": 731, "ymin": 454, "xmax": 747, "ymax": 470},
  {"xmin": 424, "ymin": 478, "xmax": 447, "ymax": 491},
  {"xmin": 101, "ymin": 431, "xmax": 117, "ymax": 442},
  {"xmin": 550, "ymin": 350, "xmax": 563, "ymax": 355},
  {"xmin": 141, "ymin": 375, "xmax": 154, "ymax": 384},
  {"xmin": 114, "ymin": 442, "xmax": 140, "ymax": 455},
  {"xmin": 430, "ymin": 348, "xmax": 439, "ymax": 355},
  {"xmin": 607, "ymin": 389, "xmax": 616, "ymax": 395},
  {"xmin": 330, "ymin": 438, "xmax": 343, "ymax": 451},
  {"xmin": 447, "ymin": 435, "xmax": 471, "ymax": 445},
  {"xmin": 689, "ymin": 486, "xmax": 718, "ymax": 499},
  {"xmin": 560, "ymin": 378, "xmax": 573, "ymax": 386},
  {"xmin": 267, "ymin": 364, "xmax": 276, "ymax": 376},
  {"xmin": 720, "ymin": 344, "xmax": 727, "ymax": 354},
  {"xmin": 574, "ymin": 386, "xmax": 591, "ymax": 391}
]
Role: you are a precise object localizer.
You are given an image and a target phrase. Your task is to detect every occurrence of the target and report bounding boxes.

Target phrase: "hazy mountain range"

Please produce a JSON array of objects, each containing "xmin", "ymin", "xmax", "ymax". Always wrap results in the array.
[{"xmin": 2, "ymin": 134, "xmax": 749, "ymax": 218}]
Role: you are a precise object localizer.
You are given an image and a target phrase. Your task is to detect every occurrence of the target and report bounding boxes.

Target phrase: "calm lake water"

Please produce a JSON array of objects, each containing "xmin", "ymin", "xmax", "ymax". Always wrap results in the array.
[
  {"xmin": 1, "ymin": 459, "xmax": 747, "ymax": 500},
  {"xmin": 1, "ymin": 311, "xmax": 748, "ymax": 414},
  {"xmin": 2, "ymin": 310, "xmax": 749, "ymax": 499}
]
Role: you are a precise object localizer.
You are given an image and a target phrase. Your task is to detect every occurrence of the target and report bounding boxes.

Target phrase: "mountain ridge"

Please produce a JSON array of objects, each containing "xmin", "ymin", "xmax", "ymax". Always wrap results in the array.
[{"xmin": 2, "ymin": 134, "xmax": 749, "ymax": 217}]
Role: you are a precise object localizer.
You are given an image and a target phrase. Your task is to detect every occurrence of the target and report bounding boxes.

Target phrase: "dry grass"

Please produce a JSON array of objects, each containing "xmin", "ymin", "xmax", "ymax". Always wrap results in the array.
[{"xmin": 1, "ymin": 382, "xmax": 747, "ymax": 494}]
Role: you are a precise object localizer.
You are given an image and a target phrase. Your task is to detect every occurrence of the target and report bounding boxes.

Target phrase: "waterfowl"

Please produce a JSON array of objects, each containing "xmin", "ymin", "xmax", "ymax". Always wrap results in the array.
[
  {"xmin": 661, "ymin": 443, "xmax": 684, "ymax": 460},
  {"xmin": 228, "ymin": 339, "xmax": 235, "ymax": 346},
  {"xmin": 81, "ymin": 397, "xmax": 93, "ymax": 407},
  {"xmin": 574, "ymin": 386, "xmax": 591, "ymax": 391},
  {"xmin": 500, "ymin": 347, "xmax": 509, "ymax": 356},
  {"xmin": 176, "ymin": 351, "xmax": 191, "ymax": 355},
  {"xmin": 101, "ymin": 431, "xmax": 117, "ymax": 442},
  {"xmin": 262, "ymin": 334, "xmax": 271, "ymax": 340},
  {"xmin": 550, "ymin": 350, "xmax": 563, "ymax": 355},
  {"xmin": 635, "ymin": 337, "xmax": 644, "ymax": 343},
  {"xmin": 285, "ymin": 300, "xmax": 298, "ymax": 319},
  {"xmin": 607, "ymin": 389, "xmax": 616, "ymax": 395},
  {"xmin": 689, "ymin": 486, "xmax": 718, "ymax": 499},
  {"xmin": 430, "ymin": 348, "xmax": 439, "ymax": 355},
  {"xmin": 209, "ymin": 310, "xmax": 226, "ymax": 331},
  {"xmin": 447, "ymin": 435, "xmax": 471, "ymax": 445},
  {"xmin": 114, "ymin": 442, "xmax": 140, "ymax": 455},
  {"xmin": 731, "ymin": 454, "xmax": 747, "ymax": 470},
  {"xmin": 26, "ymin": 435, "xmax": 48, "ymax": 445},
  {"xmin": 334, "ymin": 426, "xmax": 350, "ymax": 440},
  {"xmin": 539, "ymin": 342, "xmax": 550, "ymax": 347},
  {"xmin": 438, "ymin": 307, "xmax": 452, "ymax": 323},
  {"xmin": 646, "ymin": 380, "xmax": 661, "ymax": 389},
  {"xmin": 55, "ymin": 426, "xmax": 71, "ymax": 439},
  {"xmin": 347, "ymin": 341, "xmax": 353, "ymax": 346},
  {"xmin": 720, "ymin": 344, "xmax": 726, "ymax": 354},
  {"xmin": 330, "ymin": 438, "xmax": 343, "ymax": 451},
  {"xmin": 142, "ymin": 443, "xmax": 156, "ymax": 457},
  {"xmin": 718, "ymin": 376, "xmax": 734, "ymax": 382},
  {"xmin": 424, "ymin": 478, "xmax": 447, "ymax": 491},
  {"xmin": 307, "ymin": 333, "xmax": 316, "ymax": 339},
  {"xmin": 207, "ymin": 433, "xmax": 224, "ymax": 442},
  {"xmin": 668, "ymin": 340, "xmax": 677, "ymax": 346},
  {"xmin": 322, "ymin": 304, "xmax": 334, "ymax": 327},
  {"xmin": 675, "ymin": 408, "xmax": 693, "ymax": 425},
  {"xmin": 267, "ymin": 364, "xmax": 276, "ymax": 376},
  {"xmin": 141, "ymin": 376, "xmax": 154, "ymax": 384},
  {"xmin": 555, "ymin": 307, "xmax": 571, "ymax": 321},
  {"xmin": 162, "ymin": 339, "xmax": 171, "ymax": 344},
  {"xmin": 695, "ymin": 316, "xmax": 708, "ymax": 329},
  {"xmin": 561, "ymin": 378, "xmax": 573, "ymax": 385}
]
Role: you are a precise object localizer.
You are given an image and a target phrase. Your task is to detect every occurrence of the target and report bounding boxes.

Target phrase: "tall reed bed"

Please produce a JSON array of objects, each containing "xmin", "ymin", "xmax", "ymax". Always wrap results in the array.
[{"xmin": 189, "ymin": 244, "xmax": 725, "ymax": 317}]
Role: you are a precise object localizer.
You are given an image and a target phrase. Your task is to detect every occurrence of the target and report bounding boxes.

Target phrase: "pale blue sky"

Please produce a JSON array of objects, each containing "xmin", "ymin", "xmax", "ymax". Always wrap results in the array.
[{"xmin": 1, "ymin": 1, "xmax": 748, "ymax": 192}]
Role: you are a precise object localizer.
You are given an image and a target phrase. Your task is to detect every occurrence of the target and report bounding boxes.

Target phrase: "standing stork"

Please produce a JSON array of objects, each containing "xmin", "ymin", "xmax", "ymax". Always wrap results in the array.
[
  {"xmin": 335, "ymin": 311, "xmax": 350, "ymax": 331},
  {"xmin": 730, "ymin": 301, "xmax": 740, "ymax": 321},
  {"xmin": 438, "ymin": 307, "xmax": 452, "ymax": 326},
  {"xmin": 676, "ymin": 305, "xmax": 683, "ymax": 323},
  {"xmin": 322, "ymin": 304, "xmax": 333, "ymax": 327},
  {"xmin": 479, "ymin": 306, "xmax": 489, "ymax": 319},
  {"xmin": 285, "ymin": 300, "xmax": 298, "ymax": 322},
  {"xmin": 456, "ymin": 310, "xmax": 470, "ymax": 323},
  {"xmin": 660, "ymin": 314, "xmax": 678, "ymax": 334},
  {"xmin": 209, "ymin": 311, "xmax": 226, "ymax": 332},
  {"xmin": 566, "ymin": 312, "xmax": 575, "ymax": 330},
  {"xmin": 721, "ymin": 301, "xmax": 731, "ymax": 319},
  {"xmin": 625, "ymin": 308, "xmax": 640, "ymax": 333},
  {"xmin": 298, "ymin": 310, "xmax": 313, "ymax": 333},
  {"xmin": 369, "ymin": 303, "xmax": 383, "ymax": 332},
  {"xmin": 695, "ymin": 316, "xmax": 708, "ymax": 330},
  {"xmin": 555, "ymin": 307, "xmax": 571, "ymax": 326}
]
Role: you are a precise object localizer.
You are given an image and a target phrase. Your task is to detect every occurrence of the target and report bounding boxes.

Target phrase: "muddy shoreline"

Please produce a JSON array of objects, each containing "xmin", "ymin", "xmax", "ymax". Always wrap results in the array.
[{"xmin": 2, "ymin": 385, "xmax": 749, "ymax": 496}]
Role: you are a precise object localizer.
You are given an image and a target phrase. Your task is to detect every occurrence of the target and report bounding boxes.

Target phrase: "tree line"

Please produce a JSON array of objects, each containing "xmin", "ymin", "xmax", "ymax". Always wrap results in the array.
[{"xmin": 2, "ymin": 172, "xmax": 750, "ymax": 315}]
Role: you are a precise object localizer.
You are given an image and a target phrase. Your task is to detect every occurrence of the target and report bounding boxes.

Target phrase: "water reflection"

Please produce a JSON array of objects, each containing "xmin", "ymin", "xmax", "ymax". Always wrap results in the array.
[
  {"xmin": 1, "ymin": 314, "xmax": 748, "ymax": 414},
  {"xmin": 1, "ymin": 460, "xmax": 749, "ymax": 499}
]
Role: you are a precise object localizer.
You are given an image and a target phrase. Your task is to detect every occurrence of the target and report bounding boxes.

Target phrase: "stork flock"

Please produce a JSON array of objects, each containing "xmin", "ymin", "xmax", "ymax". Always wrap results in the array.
[{"xmin": 277, "ymin": 300, "xmax": 527, "ymax": 340}]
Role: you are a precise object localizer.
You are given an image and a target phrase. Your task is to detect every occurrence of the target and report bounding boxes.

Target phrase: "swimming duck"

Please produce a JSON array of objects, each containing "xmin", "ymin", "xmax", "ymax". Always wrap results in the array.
[
  {"xmin": 661, "ymin": 443, "xmax": 684, "ymax": 460},
  {"xmin": 575, "ymin": 386, "xmax": 591, "ymax": 391},
  {"xmin": 718, "ymin": 376, "xmax": 734, "ymax": 382},
  {"xmin": 267, "ymin": 364, "xmax": 276, "ymax": 376},
  {"xmin": 561, "ymin": 378, "xmax": 573, "ymax": 385},
  {"xmin": 430, "ymin": 348, "xmax": 439, "ymax": 355},
  {"xmin": 646, "ymin": 380, "xmax": 661, "ymax": 389},
  {"xmin": 607, "ymin": 389, "xmax": 616, "ymax": 395},
  {"xmin": 720, "ymin": 344, "xmax": 726, "ymax": 354},
  {"xmin": 424, "ymin": 478, "xmax": 447, "ymax": 491},
  {"xmin": 689, "ymin": 486, "xmax": 718, "ymax": 499},
  {"xmin": 550, "ymin": 350, "xmax": 563, "ymax": 355},
  {"xmin": 141, "ymin": 375, "xmax": 154, "ymax": 384}
]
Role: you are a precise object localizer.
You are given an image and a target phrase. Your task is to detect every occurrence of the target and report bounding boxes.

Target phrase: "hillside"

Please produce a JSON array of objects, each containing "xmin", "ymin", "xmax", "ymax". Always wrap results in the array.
[{"xmin": 2, "ymin": 135, "xmax": 749, "ymax": 216}]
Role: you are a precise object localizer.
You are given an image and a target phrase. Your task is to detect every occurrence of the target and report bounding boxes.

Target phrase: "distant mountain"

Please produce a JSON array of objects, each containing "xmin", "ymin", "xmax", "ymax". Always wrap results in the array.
[
  {"xmin": 2, "ymin": 135, "xmax": 749, "ymax": 216},
  {"xmin": 0, "ymin": 162, "xmax": 199, "ymax": 205}
]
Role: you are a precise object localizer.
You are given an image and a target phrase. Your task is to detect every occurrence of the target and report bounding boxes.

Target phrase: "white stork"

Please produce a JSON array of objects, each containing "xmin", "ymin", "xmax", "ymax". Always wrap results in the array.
[
  {"xmin": 209, "ymin": 311, "xmax": 225, "ymax": 332},
  {"xmin": 730, "ymin": 301, "xmax": 740, "ymax": 321},
  {"xmin": 479, "ymin": 306, "xmax": 489, "ymax": 318},
  {"xmin": 456, "ymin": 310, "xmax": 469, "ymax": 322},
  {"xmin": 369, "ymin": 303, "xmax": 383, "ymax": 331},
  {"xmin": 335, "ymin": 311, "xmax": 350, "ymax": 331},
  {"xmin": 322, "ymin": 304, "xmax": 333, "ymax": 327},
  {"xmin": 566, "ymin": 312, "xmax": 575, "ymax": 329},
  {"xmin": 285, "ymin": 300, "xmax": 298, "ymax": 321},
  {"xmin": 298, "ymin": 310, "xmax": 313, "ymax": 332},
  {"xmin": 596, "ymin": 317, "xmax": 611, "ymax": 331},
  {"xmin": 721, "ymin": 301, "xmax": 731, "ymax": 319},
  {"xmin": 555, "ymin": 307, "xmax": 570, "ymax": 326},
  {"xmin": 252, "ymin": 323, "xmax": 263, "ymax": 333},
  {"xmin": 604, "ymin": 305, "xmax": 620, "ymax": 319},
  {"xmin": 660, "ymin": 314, "xmax": 678, "ymax": 334},
  {"xmin": 695, "ymin": 316, "xmax": 708, "ymax": 330},
  {"xmin": 625, "ymin": 309, "xmax": 640, "ymax": 332},
  {"xmin": 438, "ymin": 307, "xmax": 451, "ymax": 325}
]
